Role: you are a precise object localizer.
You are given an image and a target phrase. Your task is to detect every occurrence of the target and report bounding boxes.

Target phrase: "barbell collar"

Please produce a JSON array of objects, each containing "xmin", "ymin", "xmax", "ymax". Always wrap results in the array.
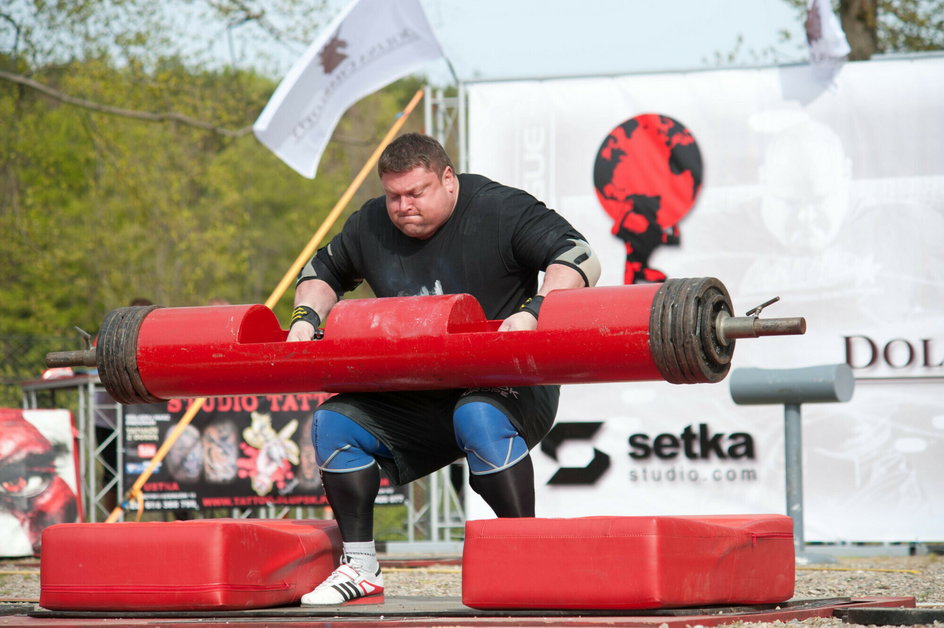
[
  {"xmin": 45, "ymin": 349, "xmax": 98, "ymax": 368},
  {"xmin": 716, "ymin": 311, "xmax": 807, "ymax": 345}
]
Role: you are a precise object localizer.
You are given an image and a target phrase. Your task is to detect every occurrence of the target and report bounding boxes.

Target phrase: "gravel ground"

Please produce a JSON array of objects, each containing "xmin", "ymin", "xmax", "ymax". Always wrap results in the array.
[{"xmin": 2, "ymin": 553, "xmax": 942, "ymax": 626}]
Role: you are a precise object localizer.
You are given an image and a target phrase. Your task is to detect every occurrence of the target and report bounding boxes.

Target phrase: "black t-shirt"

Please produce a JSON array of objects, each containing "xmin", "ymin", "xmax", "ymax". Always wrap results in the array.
[{"xmin": 301, "ymin": 173, "xmax": 586, "ymax": 319}]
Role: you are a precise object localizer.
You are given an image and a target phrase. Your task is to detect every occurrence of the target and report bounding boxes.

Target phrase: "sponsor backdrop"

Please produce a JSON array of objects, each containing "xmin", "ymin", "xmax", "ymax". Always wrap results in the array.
[
  {"xmin": 0, "ymin": 409, "xmax": 81, "ymax": 557},
  {"xmin": 464, "ymin": 55, "xmax": 944, "ymax": 541},
  {"xmin": 122, "ymin": 394, "xmax": 405, "ymax": 511}
]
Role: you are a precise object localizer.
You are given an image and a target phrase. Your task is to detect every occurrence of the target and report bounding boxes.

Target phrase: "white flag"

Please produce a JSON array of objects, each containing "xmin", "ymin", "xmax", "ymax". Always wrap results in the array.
[
  {"xmin": 253, "ymin": 0, "xmax": 442, "ymax": 178},
  {"xmin": 805, "ymin": 0, "xmax": 851, "ymax": 63}
]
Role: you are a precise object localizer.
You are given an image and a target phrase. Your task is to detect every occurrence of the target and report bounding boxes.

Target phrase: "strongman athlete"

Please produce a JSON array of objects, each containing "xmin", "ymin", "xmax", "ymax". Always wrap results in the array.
[{"xmin": 288, "ymin": 133, "xmax": 600, "ymax": 605}]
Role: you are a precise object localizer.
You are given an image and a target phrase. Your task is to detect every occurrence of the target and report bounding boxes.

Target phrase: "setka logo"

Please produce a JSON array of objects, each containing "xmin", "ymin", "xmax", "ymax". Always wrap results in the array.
[
  {"xmin": 541, "ymin": 422, "xmax": 758, "ymax": 487},
  {"xmin": 540, "ymin": 422, "xmax": 610, "ymax": 485},
  {"xmin": 320, "ymin": 31, "xmax": 348, "ymax": 73},
  {"xmin": 593, "ymin": 114, "xmax": 703, "ymax": 284}
]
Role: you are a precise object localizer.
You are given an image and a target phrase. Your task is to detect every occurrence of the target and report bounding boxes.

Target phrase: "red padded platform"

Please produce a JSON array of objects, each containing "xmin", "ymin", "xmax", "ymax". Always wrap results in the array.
[
  {"xmin": 40, "ymin": 518, "xmax": 341, "ymax": 611},
  {"xmin": 462, "ymin": 514, "xmax": 795, "ymax": 610}
]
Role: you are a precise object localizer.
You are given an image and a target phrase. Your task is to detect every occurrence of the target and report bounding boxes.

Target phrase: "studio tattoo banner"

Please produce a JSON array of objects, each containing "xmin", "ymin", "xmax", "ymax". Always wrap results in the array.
[{"xmin": 123, "ymin": 394, "xmax": 405, "ymax": 511}]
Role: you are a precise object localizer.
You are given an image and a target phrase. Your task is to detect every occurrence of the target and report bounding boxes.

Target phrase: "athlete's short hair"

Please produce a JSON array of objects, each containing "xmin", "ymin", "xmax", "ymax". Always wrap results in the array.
[{"xmin": 378, "ymin": 133, "xmax": 455, "ymax": 179}]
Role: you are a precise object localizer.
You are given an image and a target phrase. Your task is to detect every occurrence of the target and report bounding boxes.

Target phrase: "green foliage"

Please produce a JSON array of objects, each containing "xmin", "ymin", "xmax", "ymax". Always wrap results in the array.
[
  {"xmin": 878, "ymin": 0, "xmax": 944, "ymax": 52},
  {"xmin": 778, "ymin": 0, "xmax": 944, "ymax": 54},
  {"xmin": 375, "ymin": 504, "xmax": 410, "ymax": 541},
  {"xmin": 709, "ymin": 0, "xmax": 944, "ymax": 66},
  {"xmin": 0, "ymin": 2, "xmax": 428, "ymax": 404}
]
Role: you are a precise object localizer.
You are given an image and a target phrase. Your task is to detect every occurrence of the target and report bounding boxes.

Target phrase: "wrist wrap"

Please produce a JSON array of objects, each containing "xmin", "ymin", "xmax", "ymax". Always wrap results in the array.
[
  {"xmin": 519, "ymin": 295, "xmax": 545, "ymax": 320},
  {"xmin": 290, "ymin": 305, "xmax": 321, "ymax": 330}
]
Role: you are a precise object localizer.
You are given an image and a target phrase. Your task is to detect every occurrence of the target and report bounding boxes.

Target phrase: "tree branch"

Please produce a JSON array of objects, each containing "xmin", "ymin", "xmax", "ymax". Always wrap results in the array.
[{"xmin": 0, "ymin": 68, "xmax": 254, "ymax": 137}]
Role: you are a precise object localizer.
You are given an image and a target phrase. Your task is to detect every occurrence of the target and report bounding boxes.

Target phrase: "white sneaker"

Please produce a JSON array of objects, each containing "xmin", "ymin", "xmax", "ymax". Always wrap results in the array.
[{"xmin": 301, "ymin": 558, "xmax": 384, "ymax": 606}]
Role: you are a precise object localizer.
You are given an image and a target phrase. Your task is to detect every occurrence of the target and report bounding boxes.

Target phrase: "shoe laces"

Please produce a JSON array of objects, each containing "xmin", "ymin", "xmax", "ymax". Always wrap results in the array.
[
  {"xmin": 339, "ymin": 553, "xmax": 379, "ymax": 576},
  {"xmin": 321, "ymin": 561, "xmax": 358, "ymax": 586}
]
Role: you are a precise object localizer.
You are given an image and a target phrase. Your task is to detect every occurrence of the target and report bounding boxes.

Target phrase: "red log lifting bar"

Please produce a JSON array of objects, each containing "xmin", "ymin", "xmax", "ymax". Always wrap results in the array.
[{"xmin": 47, "ymin": 277, "xmax": 805, "ymax": 404}]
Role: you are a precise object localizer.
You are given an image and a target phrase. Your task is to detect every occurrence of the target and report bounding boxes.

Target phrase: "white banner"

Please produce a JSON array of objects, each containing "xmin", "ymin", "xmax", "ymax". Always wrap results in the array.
[
  {"xmin": 253, "ymin": 0, "xmax": 442, "ymax": 178},
  {"xmin": 465, "ymin": 56, "xmax": 944, "ymax": 542}
]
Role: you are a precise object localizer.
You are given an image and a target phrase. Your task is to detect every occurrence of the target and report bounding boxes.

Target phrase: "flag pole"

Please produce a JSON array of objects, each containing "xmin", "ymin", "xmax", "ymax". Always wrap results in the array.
[{"xmin": 105, "ymin": 87, "xmax": 426, "ymax": 523}]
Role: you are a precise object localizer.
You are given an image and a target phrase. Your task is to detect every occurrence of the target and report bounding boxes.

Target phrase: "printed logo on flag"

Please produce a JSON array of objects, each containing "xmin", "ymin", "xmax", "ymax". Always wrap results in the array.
[{"xmin": 320, "ymin": 33, "xmax": 348, "ymax": 73}]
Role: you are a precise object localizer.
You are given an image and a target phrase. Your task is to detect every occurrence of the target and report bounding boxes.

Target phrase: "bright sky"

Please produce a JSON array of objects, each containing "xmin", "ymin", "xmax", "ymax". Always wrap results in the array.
[
  {"xmin": 2, "ymin": 0, "xmax": 810, "ymax": 82},
  {"xmin": 418, "ymin": 0, "xmax": 808, "ymax": 83},
  {"xmin": 218, "ymin": 0, "xmax": 810, "ymax": 85}
]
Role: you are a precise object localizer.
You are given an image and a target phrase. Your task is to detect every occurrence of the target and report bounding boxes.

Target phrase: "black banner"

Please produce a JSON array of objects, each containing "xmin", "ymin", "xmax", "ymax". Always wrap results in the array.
[{"xmin": 121, "ymin": 393, "xmax": 405, "ymax": 510}]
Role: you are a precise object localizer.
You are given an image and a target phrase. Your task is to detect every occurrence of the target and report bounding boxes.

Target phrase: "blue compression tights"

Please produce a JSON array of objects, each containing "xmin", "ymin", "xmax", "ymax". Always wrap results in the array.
[
  {"xmin": 313, "ymin": 403, "xmax": 536, "ymax": 529},
  {"xmin": 313, "ymin": 403, "xmax": 528, "ymax": 475},
  {"xmin": 453, "ymin": 401, "xmax": 529, "ymax": 475},
  {"xmin": 312, "ymin": 409, "xmax": 392, "ymax": 472}
]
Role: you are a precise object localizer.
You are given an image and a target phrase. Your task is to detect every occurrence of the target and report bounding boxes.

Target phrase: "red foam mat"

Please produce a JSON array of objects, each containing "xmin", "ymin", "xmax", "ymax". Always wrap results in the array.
[
  {"xmin": 462, "ymin": 514, "xmax": 795, "ymax": 610},
  {"xmin": 40, "ymin": 518, "xmax": 341, "ymax": 611}
]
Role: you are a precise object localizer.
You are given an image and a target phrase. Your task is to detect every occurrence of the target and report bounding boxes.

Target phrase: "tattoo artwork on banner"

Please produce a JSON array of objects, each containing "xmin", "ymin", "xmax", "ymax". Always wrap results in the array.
[{"xmin": 122, "ymin": 394, "xmax": 405, "ymax": 511}]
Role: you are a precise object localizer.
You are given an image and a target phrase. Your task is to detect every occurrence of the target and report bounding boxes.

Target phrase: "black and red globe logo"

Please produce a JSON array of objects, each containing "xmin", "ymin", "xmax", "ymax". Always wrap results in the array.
[{"xmin": 593, "ymin": 114, "xmax": 703, "ymax": 284}]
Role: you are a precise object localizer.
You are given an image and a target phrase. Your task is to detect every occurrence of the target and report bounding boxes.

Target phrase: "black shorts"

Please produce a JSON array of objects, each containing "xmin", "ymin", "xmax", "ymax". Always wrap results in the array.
[{"xmin": 318, "ymin": 385, "xmax": 560, "ymax": 485}]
